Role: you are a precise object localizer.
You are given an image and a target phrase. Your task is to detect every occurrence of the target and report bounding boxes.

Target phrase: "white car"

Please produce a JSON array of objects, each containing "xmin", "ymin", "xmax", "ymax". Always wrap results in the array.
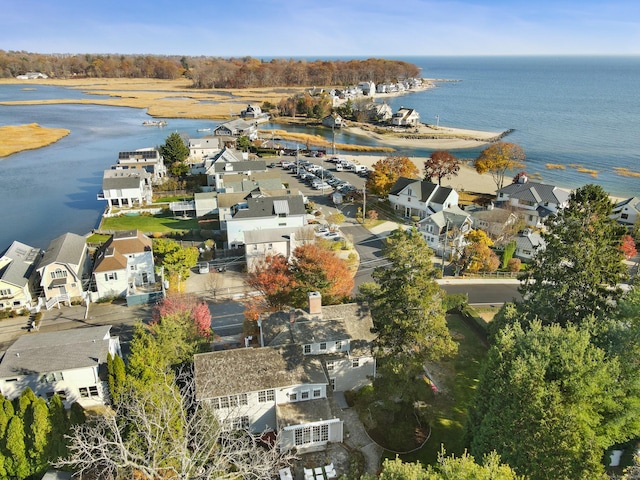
[
  {"xmin": 198, "ymin": 262, "xmax": 210, "ymax": 274},
  {"xmin": 313, "ymin": 182, "xmax": 331, "ymax": 190}
]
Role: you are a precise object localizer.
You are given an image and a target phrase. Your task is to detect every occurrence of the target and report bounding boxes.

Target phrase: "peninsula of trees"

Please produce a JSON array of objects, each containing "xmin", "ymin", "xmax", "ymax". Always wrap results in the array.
[{"xmin": 0, "ymin": 51, "xmax": 420, "ymax": 88}]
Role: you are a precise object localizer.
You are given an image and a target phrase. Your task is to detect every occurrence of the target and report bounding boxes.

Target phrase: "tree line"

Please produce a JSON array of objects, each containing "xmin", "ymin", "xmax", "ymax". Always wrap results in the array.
[{"xmin": 0, "ymin": 50, "xmax": 420, "ymax": 88}]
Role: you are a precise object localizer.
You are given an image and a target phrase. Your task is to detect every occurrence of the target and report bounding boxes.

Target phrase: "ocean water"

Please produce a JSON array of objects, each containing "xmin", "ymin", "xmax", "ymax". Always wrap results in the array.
[{"xmin": 0, "ymin": 56, "xmax": 638, "ymax": 250}]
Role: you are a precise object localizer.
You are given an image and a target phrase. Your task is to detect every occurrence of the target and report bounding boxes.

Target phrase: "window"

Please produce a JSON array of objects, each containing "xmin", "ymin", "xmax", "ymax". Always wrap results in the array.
[
  {"xmin": 210, "ymin": 398, "xmax": 221, "ymax": 409},
  {"xmin": 326, "ymin": 361, "xmax": 334, "ymax": 371},
  {"xmin": 335, "ymin": 341, "xmax": 342, "ymax": 351},
  {"xmin": 329, "ymin": 378, "xmax": 335, "ymax": 391},
  {"xmin": 79, "ymin": 386, "xmax": 100, "ymax": 398},
  {"xmin": 5, "ymin": 378, "xmax": 18, "ymax": 383},
  {"xmin": 105, "ymin": 272, "xmax": 118, "ymax": 281},
  {"xmin": 303, "ymin": 344, "xmax": 311, "ymax": 354},
  {"xmin": 253, "ymin": 244, "xmax": 258, "ymax": 251},
  {"xmin": 130, "ymin": 265, "xmax": 137, "ymax": 271},
  {"xmin": 301, "ymin": 390, "xmax": 310, "ymax": 400},
  {"xmin": 55, "ymin": 390, "xmax": 67, "ymax": 401},
  {"xmin": 294, "ymin": 425, "xmax": 328, "ymax": 446},
  {"xmin": 50, "ymin": 269, "xmax": 67, "ymax": 279},
  {"xmin": 621, "ymin": 213, "xmax": 629, "ymax": 219},
  {"xmin": 220, "ymin": 396, "xmax": 230, "ymax": 408},
  {"xmin": 258, "ymin": 389, "xmax": 275, "ymax": 403},
  {"xmin": 313, "ymin": 388, "xmax": 321, "ymax": 398},
  {"xmin": 319, "ymin": 342, "xmax": 327, "ymax": 351},
  {"xmin": 41, "ymin": 372, "xmax": 64, "ymax": 383},
  {"xmin": 268, "ymin": 243, "xmax": 273, "ymax": 250},
  {"xmin": 352, "ymin": 358, "xmax": 360, "ymax": 368},
  {"xmin": 0, "ymin": 288, "xmax": 11, "ymax": 296},
  {"xmin": 224, "ymin": 416, "xmax": 250, "ymax": 431},
  {"xmin": 289, "ymin": 392, "xmax": 298, "ymax": 401}
]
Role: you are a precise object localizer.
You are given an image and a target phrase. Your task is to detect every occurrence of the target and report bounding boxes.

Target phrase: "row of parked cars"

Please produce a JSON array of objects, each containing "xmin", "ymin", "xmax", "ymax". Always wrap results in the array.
[{"xmin": 282, "ymin": 159, "xmax": 359, "ymax": 194}]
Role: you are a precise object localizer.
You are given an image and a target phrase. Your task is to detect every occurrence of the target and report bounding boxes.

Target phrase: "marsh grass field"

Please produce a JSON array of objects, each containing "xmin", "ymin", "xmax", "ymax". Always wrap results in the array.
[{"xmin": 0, "ymin": 123, "xmax": 70, "ymax": 157}]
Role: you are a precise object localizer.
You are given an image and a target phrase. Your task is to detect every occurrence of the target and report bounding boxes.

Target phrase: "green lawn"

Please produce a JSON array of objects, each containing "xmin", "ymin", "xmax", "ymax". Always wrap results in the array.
[
  {"xmin": 100, "ymin": 214, "xmax": 200, "ymax": 233},
  {"xmin": 355, "ymin": 313, "xmax": 489, "ymax": 465}
]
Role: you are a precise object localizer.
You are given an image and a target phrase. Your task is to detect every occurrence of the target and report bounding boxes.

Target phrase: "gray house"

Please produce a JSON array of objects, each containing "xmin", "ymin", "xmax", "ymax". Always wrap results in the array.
[{"xmin": 0, "ymin": 241, "xmax": 41, "ymax": 312}]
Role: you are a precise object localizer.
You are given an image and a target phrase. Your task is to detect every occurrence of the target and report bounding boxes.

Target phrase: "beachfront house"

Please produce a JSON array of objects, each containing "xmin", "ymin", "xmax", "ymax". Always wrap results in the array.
[
  {"xmin": 465, "ymin": 204, "xmax": 520, "ymax": 242},
  {"xmin": 511, "ymin": 228, "xmax": 545, "ymax": 261},
  {"xmin": 391, "ymin": 107, "xmax": 420, "ymax": 127},
  {"xmin": 225, "ymin": 195, "xmax": 308, "ymax": 248},
  {"xmin": 0, "ymin": 325, "xmax": 121, "ymax": 409},
  {"xmin": 612, "ymin": 197, "xmax": 640, "ymax": 228},
  {"xmin": 357, "ymin": 81, "xmax": 376, "ymax": 96},
  {"xmin": 36, "ymin": 232, "xmax": 92, "ymax": 308},
  {"xmin": 322, "ymin": 114, "xmax": 344, "ymax": 129},
  {"xmin": 0, "ymin": 241, "xmax": 41, "ymax": 312},
  {"xmin": 188, "ymin": 136, "xmax": 222, "ymax": 163},
  {"xmin": 112, "ymin": 148, "xmax": 166, "ymax": 184},
  {"xmin": 388, "ymin": 178, "xmax": 459, "ymax": 219},
  {"xmin": 91, "ymin": 230, "xmax": 155, "ymax": 301},
  {"xmin": 418, "ymin": 207, "xmax": 472, "ymax": 259},
  {"xmin": 363, "ymin": 102, "xmax": 393, "ymax": 122},
  {"xmin": 212, "ymin": 119, "xmax": 258, "ymax": 141},
  {"xmin": 495, "ymin": 176, "xmax": 569, "ymax": 228},
  {"xmin": 98, "ymin": 169, "xmax": 153, "ymax": 208}
]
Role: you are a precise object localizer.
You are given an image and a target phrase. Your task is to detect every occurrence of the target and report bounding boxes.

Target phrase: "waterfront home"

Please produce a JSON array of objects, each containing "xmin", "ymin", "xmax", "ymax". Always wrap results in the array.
[
  {"xmin": 465, "ymin": 204, "xmax": 520, "ymax": 242},
  {"xmin": 113, "ymin": 148, "xmax": 167, "ymax": 184},
  {"xmin": 0, "ymin": 325, "xmax": 121, "ymax": 408},
  {"xmin": 212, "ymin": 119, "xmax": 258, "ymax": 141},
  {"xmin": 388, "ymin": 178, "xmax": 459, "ymax": 219},
  {"xmin": 98, "ymin": 169, "xmax": 153, "ymax": 208},
  {"xmin": 202, "ymin": 147, "xmax": 267, "ymax": 190},
  {"xmin": 391, "ymin": 107, "xmax": 420, "ymax": 127},
  {"xmin": 418, "ymin": 207, "xmax": 472, "ymax": 259},
  {"xmin": 244, "ymin": 226, "xmax": 314, "ymax": 272},
  {"xmin": 240, "ymin": 104, "xmax": 268, "ymax": 120},
  {"xmin": 188, "ymin": 136, "xmax": 222, "ymax": 162},
  {"xmin": 510, "ymin": 228, "xmax": 545, "ymax": 261},
  {"xmin": 91, "ymin": 230, "xmax": 155, "ymax": 301},
  {"xmin": 193, "ymin": 293, "xmax": 375, "ymax": 452},
  {"xmin": 225, "ymin": 195, "xmax": 307, "ymax": 248},
  {"xmin": 612, "ymin": 197, "xmax": 640, "ymax": 228},
  {"xmin": 362, "ymin": 102, "xmax": 393, "ymax": 122},
  {"xmin": 495, "ymin": 175, "xmax": 569, "ymax": 228},
  {"xmin": 0, "ymin": 241, "xmax": 41, "ymax": 312},
  {"xmin": 357, "ymin": 81, "xmax": 376, "ymax": 96},
  {"xmin": 35, "ymin": 232, "xmax": 92, "ymax": 307},
  {"xmin": 322, "ymin": 114, "xmax": 345, "ymax": 129}
]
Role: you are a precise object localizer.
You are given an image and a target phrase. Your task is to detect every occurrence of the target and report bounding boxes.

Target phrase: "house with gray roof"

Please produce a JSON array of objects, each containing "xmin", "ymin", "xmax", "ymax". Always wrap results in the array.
[
  {"xmin": 98, "ymin": 168, "xmax": 152, "ymax": 208},
  {"xmin": 200, "ymin": 147, "xmax": 267, "ymax": 190},
  {"xmin": 418, "ymin": 207, "xmax": 473, "ymax": 259},
  {"xmin": 0, "ymin": 325, "xmax": 121, "ymax": 408},
  {"xmin": 612, "ymin": 197, "xmax": 640, "ymax": 228},
  {"xmin": 113, "ymin": 148, "xmax": 166, "ymax": 184},
  {"xmin": 495, "ymin": 176, "xmax": 569, "ymax": 228},
  {"xmin": 212, "ymin": 118, "xmax": 258, "ymax": 140},
  {"xmin": 388, "ymin": 178, "xmax": 459, "ymax": 219},
  {"xmin": 391, "ymin": 107, "xmax": 420, "ymax": 126},
  {"xmin": 225, "ymin": 195, "xmax": 308, "ymax": 248},
  {"xmin": 194, "ymin": 293, "xmax": 375, "ymax": 452},
  {"xmin": 36, "ymin": 232, "xmax": 92, "ymax": 307},
  {"xmin": 244, "ymin": 225, "xmax": 314, "ymax": 272},
  {"xmin": 465, "ymin": 204, "xmax": 520, "ymax": 242},
  {"xmin": 0, "ymin": 241, "xmax": 41, "ymax": 312},
  {"xmin": 511, "ymin": 228, "xmax": 545, "ymax": 260}
]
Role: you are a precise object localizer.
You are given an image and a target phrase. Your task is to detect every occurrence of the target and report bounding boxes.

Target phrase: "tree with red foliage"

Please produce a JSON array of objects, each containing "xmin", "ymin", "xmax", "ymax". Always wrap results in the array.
[
  {"xmin": 423, "ymin": 151, "xmax": 460, "ymax": 185},
  {"xmin": 290, "ymin": 244, "xmax": 354, "ymax": 306},
  {"xmin": 152, "ymin": 294, "xmax": 212, "ymax": 338},
  {"xmin": 621, "ymin": 234, "xmax": 637, "ymax": 260},
  {"xmin": 245, "ymin": 254, "xmax": 295, "ymax": 313}
]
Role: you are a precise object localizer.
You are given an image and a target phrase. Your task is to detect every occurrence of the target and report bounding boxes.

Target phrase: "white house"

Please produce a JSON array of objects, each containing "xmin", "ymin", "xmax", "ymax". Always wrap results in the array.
[
  {"xmin": 512, "ymin": 228, "xmax": 545, "ymax": 260},
  {"xmin": 495, "ymin": 176, "xmax": 569, "ymax": 228},
  {"xmin": 91, "ymin": 230, "xmax": 155, "ymax": 301},
  {"xmin": 465, "ymin": 204, "xmax": 520, "ymax": 242},
  {"xmin": 212, "ymin": 119, "xmax": 258, "ymax": 141},
  {"xmin": 322, "ymin": 114, "xmax": 344, "ymax": 129},
  {"xmin": 244, "ymin": 226, "xmax": 314, "ymax": 272},
  {"xmin": 202, "ymin": 147, "xmax": 267, "ymax": 190},
  {"xmin": 357, "ymin": 81, "xmax": 376, "ymax": 96},
  {"xmin": 225, "ymin": 195, "xmax": 308, "ymax": 248},
  {"xmin": 418, "ymin": 207, "xmax": 473, "ymax": 259},
  {"xmin": 188, "ymin": 136, "xmax": 222, "ymax": 163},
  {"xmin": 0, "ymin": 241, "xmax": 41, "ymax": 312},
  {"xmin": 113, "ymin": 148, "xmax": 166, "ymax": 184},
  {"xmin": 36, "ymin": 232, "xmax": 92, "ymax": 306},
  {"xmin": 391, "ymin": 107, "xmax": 420, "ymax": 126},
  {"xmin": 240, "ymin": 104, "xmax": 268, "ymax": 120},
  {"xmin": 0, "ymin": 325, "xmax": 121, "ymax": 408},
  {"xmin": 388, "ymin": 178, "xmax": 459, "ymax": 219},
  {"xmin": 612, "ymin": 197, "xmax": 640, "ymax": 228},
  {"xmin": 98, "ymin": 169, "xmax": 153, "ymax": 208}
]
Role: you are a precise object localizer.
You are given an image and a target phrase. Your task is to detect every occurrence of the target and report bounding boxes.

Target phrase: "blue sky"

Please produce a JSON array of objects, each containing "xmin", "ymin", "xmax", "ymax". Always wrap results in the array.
[{"xmin": 2, "ymin": 0, "xmax": 639, "ymax": 57}]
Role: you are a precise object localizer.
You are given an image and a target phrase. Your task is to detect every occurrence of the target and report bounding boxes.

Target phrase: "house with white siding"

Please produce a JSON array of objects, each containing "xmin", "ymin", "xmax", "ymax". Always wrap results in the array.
[
  {"xmin": 98, "ymin": 169, "xmax": 153, "ymax": 208},
  {"xmin": 0, "ymin": 241, "xmax": 41, "ymax": 312},
  {"xmin": 91, "ymin": 230, "xmax": 155, "ymax": 301},
  {"xmin": 612, "ymin": 197, "xmax": 640, "ymax": 228},
  {"xmin": 0, "ymin": 325, "xmax": 121, "ymax": 408},
  {"xmin": 418, "ymin": 207, "xmax": 473, "ymax": 259},
  {"xmin": 391, "ymin": 107, "xmax": 420, "ymax": 126},
  {"xmin": 113, "ymin": 148, "xmax": 166, "ymax": 184},
  {"xmin": 388, "ymin": 178, "xmax": 459, "ymax": 219}
]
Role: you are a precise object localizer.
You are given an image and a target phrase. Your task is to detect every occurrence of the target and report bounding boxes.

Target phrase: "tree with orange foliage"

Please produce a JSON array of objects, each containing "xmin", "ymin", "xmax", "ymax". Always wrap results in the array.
[
  {"xmin": 462, "ymin": 230, "xmax": 500, "ymax": 273},
  {"xmin": 424, "ymin": 150, "xmax": 460, "ymax": 185},
  {"xmin": 290, "ymin": 244, "xmax": 354, "ymax": 307},
  {"xmin": 621, "ymin": 234, "xmax": 637, "ymax": 260},
  {"xmin": 366, "ymin": 156, "xmax": 419, "ymax": 196},
  {"xmin": 474, "ymin": 142, "xmax": 526, "ymax": 190},
  {"xmin": 244, "ymin": 254, "xmax": 295, "ymax": 318}
]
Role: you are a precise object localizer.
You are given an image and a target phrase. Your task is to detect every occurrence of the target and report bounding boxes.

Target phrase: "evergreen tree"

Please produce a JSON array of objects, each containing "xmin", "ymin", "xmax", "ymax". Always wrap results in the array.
[
  {"xmin": 158, "ymin": 132, "xmax": 189, "ymax": 168},
  {"xmin": 4, "ymin": 416, "xmax": 29, "ymax": 479},
  {"xmin": 47, "ymin": 394, "xmax": 70, "ymax": 460},
  {"xmin": 69, "ymin": 402, "xmax": 86, "ymax": 426},
  {"xmin": 24, "ymin": 396, "xmax": 51, "ymax": 475},
  {"xmin": 518, "ymin": 184, "xmax": 628, "ymax": 326},
  {"xmin": 501, "ymin": 240, "xmax": 517, "ymax": 269},
  {"xmin": 107, "ymin": 353, "xmax": 127, "ymax": 405}
]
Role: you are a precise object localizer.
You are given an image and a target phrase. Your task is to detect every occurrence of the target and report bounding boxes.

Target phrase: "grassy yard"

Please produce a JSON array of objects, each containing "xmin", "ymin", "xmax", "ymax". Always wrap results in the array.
[
  {"xmin": 100, "ymin": 213, "xmax": 200, "ymax": 233},
  {"xmin": 355, "ymin": 313, "xmax": 489, "ymax": 466}
]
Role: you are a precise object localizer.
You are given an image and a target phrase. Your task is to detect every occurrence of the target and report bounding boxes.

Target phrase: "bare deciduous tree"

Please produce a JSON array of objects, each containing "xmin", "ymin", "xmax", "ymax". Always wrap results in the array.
[{"xmin": 55, "ymin": 368, "xmax": 296, "ymax": 479}]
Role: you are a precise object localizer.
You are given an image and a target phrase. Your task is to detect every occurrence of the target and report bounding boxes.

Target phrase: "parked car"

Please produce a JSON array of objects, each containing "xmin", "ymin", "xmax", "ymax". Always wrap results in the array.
[
  {"xmin": 313, "ymin": 182, "xmax": 331, "ymax": 190},
  {"xmin": 198, "ymin": 262, "xmax": 210, "ymax": 274}
]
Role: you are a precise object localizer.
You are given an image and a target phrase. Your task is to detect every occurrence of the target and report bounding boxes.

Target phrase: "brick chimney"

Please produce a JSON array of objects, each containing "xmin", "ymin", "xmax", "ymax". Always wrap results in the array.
[{"xmin": 308, "ymin": 291, "xmax": 322, "ymax": 315}]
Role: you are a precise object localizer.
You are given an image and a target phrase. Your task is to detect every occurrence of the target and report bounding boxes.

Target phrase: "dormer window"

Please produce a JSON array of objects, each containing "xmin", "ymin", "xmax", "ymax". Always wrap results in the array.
[
  {"xmin": 319, "ymin": 342, "xmax": 327, "ymax": 351},
  {"xmin": 304, "ymin": 344, "xmax": 311, "ymax": 354}
]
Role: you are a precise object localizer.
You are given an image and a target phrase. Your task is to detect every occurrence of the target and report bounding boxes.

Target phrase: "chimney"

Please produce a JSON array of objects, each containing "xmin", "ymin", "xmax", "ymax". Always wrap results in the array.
[
  {"xmin": 289, "ymin": 307, "xmax": 296, "ymax": 323},
  {"xmin": 308, "ymin": 291, "xmax": 322, "ymax": 315}
]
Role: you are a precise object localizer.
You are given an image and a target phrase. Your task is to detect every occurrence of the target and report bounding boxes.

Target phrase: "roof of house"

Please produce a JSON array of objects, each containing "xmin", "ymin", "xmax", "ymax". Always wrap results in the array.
[
  {"xmin": 92, "ymin": 246, "xmax": 128, "ymax": 273},
  {"xmin": 614, "ymin": 197, "xmax": 640, "ymax": 211},
  {"xmin": 513, "ymin": 230, "xmax": 545, "ymax": 251},
  {"xmin": 277, "ymin": 398, "xmax": 334, "ymax": 427},
  {"xmin": 420, "ymin": 207, "xmax": 470, "ymax": 229},
  {"xmin": 497, "ymin": 181, "xmax": 569, "ymax": 205},
  {"xmin": 39, "ymin": 232, "xmax": 86, "ymax": 269},
  {"xmin": 102, "ymin": 169, "xmax": 149, "ymax": 190},
  {"xmin": 0, "ymin": 325, "xmax": 114, "ymax": 377},
  {"xmin": 388, "ymin": 177, "xmax": 417, "ymax": 196},
  {"xmin": 389, "ymin": 178, "xmax": 454, "ymax": 205},
  {"xmin": 465, "ymin": 205, "xmax": 516, "ymax": 224},
  {"xmin": 232, "ymin": 195, "xmax": 306, "ymax": 219},
  {"xmin": 217, "ymin": 192, "xmax": 249, "ymax": 208},
  {"xmin": 243, "ymin": 227, "xmax": 293, "ymax": 245},
  {"xmin": 0, "ymin": 241, "xmax": 40, "ymax": 288},
  {"xmin": 193, "ymin": 345, "xmax": 327, "ymax": 400}
]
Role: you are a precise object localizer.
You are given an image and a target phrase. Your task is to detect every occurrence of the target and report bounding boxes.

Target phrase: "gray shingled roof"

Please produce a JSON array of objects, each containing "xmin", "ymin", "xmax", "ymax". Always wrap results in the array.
[
  {"xmin": 213, "ymin": 160, "xmax": 267, "ymax": 174},
  {"xmin": 233, "ymin": 195, "xmax": 306, "ymax": 219},
  {"xmin": 194, "ymin": 345, "xmax": 326, "ymax": 400},
  {"xmin": 0, "ymin": 325, "xmax": 114, "ymax": 377},
  {"xmin": 497, "ymin": 181, "xmax": 569, "ymax": 205},
  {"xmin": 39, "ymin": 232, "xmax": 86, "ymax": 268},
  {"xmin": 243, "ymin": 227, "xmax": 293, "ymax": 244},
  {"xmin": 389, "ymin": 177, "xmax": 416, "ymax": 196},
  {"xmin": 0, "ymin": 241, "xmax": 40, "ymax": 289},
  {"xmin": 102, "ymin": 169, "xmax": 148, "ymax": 189}
]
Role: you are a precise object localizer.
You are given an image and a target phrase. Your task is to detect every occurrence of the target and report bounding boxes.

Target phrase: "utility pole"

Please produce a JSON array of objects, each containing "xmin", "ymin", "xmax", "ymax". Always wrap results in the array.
[
  {"xmin": 362, "ymin": 187, "xmax": 366, "ymax": 223},
  {"xmin": 441, "ymin": 219, "xmax": 450, "ymax": 277}
]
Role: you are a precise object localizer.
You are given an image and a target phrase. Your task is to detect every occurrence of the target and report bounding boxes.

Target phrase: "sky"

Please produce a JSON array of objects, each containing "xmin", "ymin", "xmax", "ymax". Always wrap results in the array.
[{"xmin": 2, "ymin": 0, "xmax": 639, "ymax": 57}]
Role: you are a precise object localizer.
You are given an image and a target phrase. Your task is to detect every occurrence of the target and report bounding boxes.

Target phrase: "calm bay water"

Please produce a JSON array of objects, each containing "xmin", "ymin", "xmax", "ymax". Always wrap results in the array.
[{"xmin": 1, "ymin": 56, "xmax": 638, "ymax": 250}]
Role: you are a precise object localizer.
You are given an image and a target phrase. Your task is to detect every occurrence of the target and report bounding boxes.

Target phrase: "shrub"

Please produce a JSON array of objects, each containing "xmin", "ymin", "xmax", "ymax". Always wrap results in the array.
[
  {"xmin": 507, "ymin": 257, "xmax": 522, "ymax": 272},
  {"xmin": 443, "ymin": 293, "xmax": 468, "ymax": 312}
]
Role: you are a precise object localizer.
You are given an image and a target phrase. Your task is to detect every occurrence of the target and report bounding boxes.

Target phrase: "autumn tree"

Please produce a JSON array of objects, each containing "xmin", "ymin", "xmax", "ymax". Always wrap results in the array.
[
  {"xmin": 153, "ymin": 238, "xmax": 199, "ymax": 289},
  {"xmin": 158, "ymin": 132, "xmax": 189, "ymax": 170},
  {"xmin": 366, "ymin": 156, "xmax": 419, "ymax": 196},
  {"xmin": 621, "ymin": 234, "xmax": 637, "ymax": 260},
  {"xmin": 424, "ymin": 150, "xmax": 460, "ymax": 185},
  {"xmin": 461, "ymin": 230, "xmax": 500, "ymax": 273},
  {"xmin": 473, "ymin": 142, "xmax": 526, "ymax": 190},
  {"xmin": 289, "ymin": 243, "xmax": 354, "ymax": 306},
  {"xmin": 245, "ymin": 254, "xmax": 295, "ymax": 313},
  {"xmin": 518, "ymin": 184, "xmax": 628, "ymax": 326}
]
